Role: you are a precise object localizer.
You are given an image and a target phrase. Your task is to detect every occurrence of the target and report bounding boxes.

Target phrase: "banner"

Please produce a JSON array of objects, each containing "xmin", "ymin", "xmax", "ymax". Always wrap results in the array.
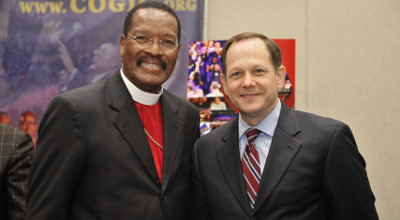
[{"xmin": 0, "ymin": 0, "xmax": 203, "ymax": 127}]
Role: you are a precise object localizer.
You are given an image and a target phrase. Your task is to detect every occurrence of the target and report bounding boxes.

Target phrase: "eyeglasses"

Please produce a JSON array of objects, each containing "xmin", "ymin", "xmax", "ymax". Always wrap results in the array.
[{"xmin": 124, "ymin": 34, "xmax": 180, "ymax": 51}]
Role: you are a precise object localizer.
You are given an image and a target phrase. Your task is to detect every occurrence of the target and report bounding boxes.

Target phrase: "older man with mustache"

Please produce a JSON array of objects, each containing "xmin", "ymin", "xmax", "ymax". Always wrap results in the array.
[{"xmin": 26, "ymin": 2, "xmax": 200, "ymax": 219}]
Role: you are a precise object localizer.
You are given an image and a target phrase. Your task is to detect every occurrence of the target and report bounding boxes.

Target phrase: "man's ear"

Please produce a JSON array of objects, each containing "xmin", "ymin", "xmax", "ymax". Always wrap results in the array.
[
  {"xmin": 120, "ymin": 35, "xmax": 125, "ymax": 57},
  {"xmin": 220, "ymin": 73, "xmax": 229, "ymax": 96},
  {"xmin": 276, "ymin": 65, "xmax": 286, "ymax": 89}
]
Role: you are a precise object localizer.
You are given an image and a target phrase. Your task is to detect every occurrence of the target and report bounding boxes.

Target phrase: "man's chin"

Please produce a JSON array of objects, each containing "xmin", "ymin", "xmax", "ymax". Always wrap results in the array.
[{"xmin": 137, "ymin": 80, "xmax": 166, "ymax": 93}]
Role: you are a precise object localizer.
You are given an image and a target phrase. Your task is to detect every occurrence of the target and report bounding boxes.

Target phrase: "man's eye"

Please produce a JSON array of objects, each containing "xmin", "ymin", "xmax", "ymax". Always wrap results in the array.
[
  {"xmin": 255, "ymin": 69, "xmax": 264, "ymax": 74},
  {"xmin": 136, "ymin": 36, "xmax": 148, "ymax": 40},
  {"xmin": 162, "ymin": 39, "xmax": 176, "ymax": 45},
  {"xmin": 231, "ymin": 72, "xmax": 240, "ymax": 77}
]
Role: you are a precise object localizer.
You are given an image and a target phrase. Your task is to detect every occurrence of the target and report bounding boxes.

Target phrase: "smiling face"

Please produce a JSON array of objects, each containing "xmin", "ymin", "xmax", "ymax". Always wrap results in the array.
[
  {"xmin": 120, "ymin": 8, "xmax": 179, "ymax": 93},
  {"xmin": 221, "ymin": 38, "xmax": 285, "ymax": 126}
]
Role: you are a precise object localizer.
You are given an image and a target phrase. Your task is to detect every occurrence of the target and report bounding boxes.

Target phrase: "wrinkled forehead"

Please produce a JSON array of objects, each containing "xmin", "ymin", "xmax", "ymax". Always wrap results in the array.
[{"xmin": 130, "ymin": 8, "xmax": 179, "ymax": 37}]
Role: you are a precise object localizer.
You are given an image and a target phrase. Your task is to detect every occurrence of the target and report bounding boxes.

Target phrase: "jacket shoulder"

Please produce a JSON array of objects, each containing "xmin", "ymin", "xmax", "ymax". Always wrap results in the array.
[
  {"xmin": 163, "ymin": 89, "xmax": 198, "ymax": 112},
  {"xmin": 293, "ymin": 109, "xmax": 348, "ymax": 130}
]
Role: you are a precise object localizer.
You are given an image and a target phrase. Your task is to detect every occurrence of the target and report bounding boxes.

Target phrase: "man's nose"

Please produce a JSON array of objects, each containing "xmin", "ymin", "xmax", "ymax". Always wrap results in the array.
[
  {"xmin": 242, "ymin": 73, "xmax": 255, "ymax": 87},
  {"xmin": 145, "ymin": 40, "xmax": 163, "ymax": 55}
]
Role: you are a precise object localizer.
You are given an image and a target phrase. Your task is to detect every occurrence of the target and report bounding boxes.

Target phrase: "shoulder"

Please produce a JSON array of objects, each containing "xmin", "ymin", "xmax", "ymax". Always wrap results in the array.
[
  {"xmin": 40, "ymin": 80, "xmax": 112, "ymax": 132},
  {"xmin": 0, "ymin": 124, "xmax": 29, "ymax": 141},
  {"xmin": 293, "ymin": 109, "xmax": 348, "ymax": 131},
  {"xmin": 1, "ymin": 123, "xmax": 17, "ymax": 134},
  {"xmin": 278, "ymin": 104, "xmax": 353, "ymax": 147},
  {"xmin": 0, "ymin": 124, "xmax": 33, "ymax": 156},
  {"xmin": 58, "ymin": 72, "xmax": 121, "ymax": 102},
  {"xmin": 49, "ymin": 76, "xmax": 117, "ymax": 114},
  {"xmin": 163, "ymin": 89, "xmax": 199, "ymax": 114},
  {"xmin": 287, "ymin": 109, "xmax": 355, "ymax": 148},
  {"xmin": 59, "ymin": 80, "xmax": 107, "ymax": 103}
]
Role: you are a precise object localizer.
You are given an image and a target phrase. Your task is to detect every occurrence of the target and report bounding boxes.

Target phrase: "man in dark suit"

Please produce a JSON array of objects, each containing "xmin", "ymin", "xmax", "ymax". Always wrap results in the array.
[
  {"xmin": 192, "ymin": 32, "xmax": 378, "ymax": 220},
  {"xmin": 0, "ymin": 123, "xmax": 34, "ymax": 220},
  {"xmin": 26, "ymin": 2, "xmax": 200, "ymax": 219}
]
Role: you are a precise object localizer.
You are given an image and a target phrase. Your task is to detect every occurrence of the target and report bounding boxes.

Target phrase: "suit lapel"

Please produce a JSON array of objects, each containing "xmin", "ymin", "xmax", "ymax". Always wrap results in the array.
[
  {"xmin": 107, "ymin": 73, "xmax": 160, "ymax": 185},
  {"xmin": 159, "ymin": 92, "xmax": 181, "ymax": 193},
  {"xmin": 215, "ymin": 118, "xmax": 252, "ymax": 215},
  {"xmin": 253, "ymin": 103, "xmax": 302, "ymax": 212}
]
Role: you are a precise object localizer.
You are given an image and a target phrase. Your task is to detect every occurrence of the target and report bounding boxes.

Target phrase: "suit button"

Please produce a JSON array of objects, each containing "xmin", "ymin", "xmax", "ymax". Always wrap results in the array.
[
  {"xmin": 250, "ymin": 217, "xmax": 256, "ymax": 220},
  {"xmin": 162, "ymin": 194, "xmax": 167, "ymax": 201}
]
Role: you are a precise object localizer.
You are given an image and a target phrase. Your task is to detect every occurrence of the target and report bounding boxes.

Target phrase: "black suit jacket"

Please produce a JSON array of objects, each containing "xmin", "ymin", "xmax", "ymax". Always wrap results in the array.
[
  {"xmin": 192, "ymin": 102, "xmax": 378, "ymax": 220},
  {"xmin": 0, "ymin": 124, "xmax": 34, "ymax": 220},
  {"xmin": 26, "ymin": 72, "xmax": 200, "ymax": 219}
]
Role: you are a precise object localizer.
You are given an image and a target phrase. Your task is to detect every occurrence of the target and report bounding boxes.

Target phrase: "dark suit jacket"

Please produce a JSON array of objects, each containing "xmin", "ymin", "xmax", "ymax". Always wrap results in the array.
[
  {"xmin": 0, "ymin": 124, "xmax": 34, "ymax": 220},
  {"xmin": 192, "ymin": 102, "xmax": 378, "ymax": 220},
  {"xmin": 26, "ymin": 72, "xmax": 200, "ymax": 219}
]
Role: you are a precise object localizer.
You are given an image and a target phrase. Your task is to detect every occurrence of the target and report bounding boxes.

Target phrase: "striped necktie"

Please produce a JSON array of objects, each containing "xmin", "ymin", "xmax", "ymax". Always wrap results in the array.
[{"xmin": 241, "ymin": 128, "xmax": 261, "ymax": 209}]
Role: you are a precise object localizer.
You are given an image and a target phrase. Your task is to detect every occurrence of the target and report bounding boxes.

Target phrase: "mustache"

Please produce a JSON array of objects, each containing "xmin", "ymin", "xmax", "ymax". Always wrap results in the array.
[{"xmin": 137, "ymin": 56, "xmax": 167, "ymax": 70}]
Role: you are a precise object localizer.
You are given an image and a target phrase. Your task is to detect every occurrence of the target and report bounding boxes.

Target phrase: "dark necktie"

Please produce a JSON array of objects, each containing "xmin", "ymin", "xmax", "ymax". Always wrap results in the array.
[{"xmin": 241, "ymin": 128, "xmax": 261, "ymax": 209}]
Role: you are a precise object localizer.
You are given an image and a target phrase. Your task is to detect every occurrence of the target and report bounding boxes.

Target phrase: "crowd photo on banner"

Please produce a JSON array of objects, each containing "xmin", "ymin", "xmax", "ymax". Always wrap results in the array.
[{"xmin": 0, "ymin": 0, "xmax": 202, "ymax": 129}]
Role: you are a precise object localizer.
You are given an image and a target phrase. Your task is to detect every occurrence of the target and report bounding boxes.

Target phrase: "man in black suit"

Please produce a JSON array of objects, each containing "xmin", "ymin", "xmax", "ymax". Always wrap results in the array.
[
  {"xmin": 192, "ymin": 32, "xmax": 378, "ymax": 219},
  {"xmin": 0, "ymin": 123, "xmax": 34, "ymax": 220},
  {"xmin": 26, "ymin": 2, "xmax": 199, "ymax": 219}
]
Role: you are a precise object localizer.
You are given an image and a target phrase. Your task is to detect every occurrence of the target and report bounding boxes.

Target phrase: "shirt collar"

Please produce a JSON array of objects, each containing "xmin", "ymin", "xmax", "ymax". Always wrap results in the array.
[
  {"xmin": 238, "ymin": 98, "xmax": 281, "ymax": 138},
  {"xmin": 120, "ymin": 68, "xmax": 163, "ymax": 105}
]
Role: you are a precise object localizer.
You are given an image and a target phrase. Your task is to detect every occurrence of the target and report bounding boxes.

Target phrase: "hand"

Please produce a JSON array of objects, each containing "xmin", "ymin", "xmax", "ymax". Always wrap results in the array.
[{"xmin": 57, "ymin": 40, "xmax": 76, "ymax": 75}]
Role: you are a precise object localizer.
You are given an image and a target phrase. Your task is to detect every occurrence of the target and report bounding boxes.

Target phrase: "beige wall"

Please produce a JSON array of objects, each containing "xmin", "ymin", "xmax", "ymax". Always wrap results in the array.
[{"xmin": 205, "ymin": 0, "xmax": 400, "ymax": 219}]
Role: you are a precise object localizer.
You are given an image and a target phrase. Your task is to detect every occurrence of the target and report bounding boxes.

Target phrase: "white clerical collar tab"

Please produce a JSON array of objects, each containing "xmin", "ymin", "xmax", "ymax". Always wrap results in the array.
[{"xmin": 120, "ymin": 69, "xmax": 163, "ymax": 106}]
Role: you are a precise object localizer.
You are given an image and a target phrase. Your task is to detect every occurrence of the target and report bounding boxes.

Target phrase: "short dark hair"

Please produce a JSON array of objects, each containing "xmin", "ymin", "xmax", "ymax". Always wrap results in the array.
[
  {"xmin": 221, "ymin": 32, "xmax": 282, "ymax": 76},
  {"xmin": 123, "ymin": 1, "xmax": 181, "ymax": 42}
]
